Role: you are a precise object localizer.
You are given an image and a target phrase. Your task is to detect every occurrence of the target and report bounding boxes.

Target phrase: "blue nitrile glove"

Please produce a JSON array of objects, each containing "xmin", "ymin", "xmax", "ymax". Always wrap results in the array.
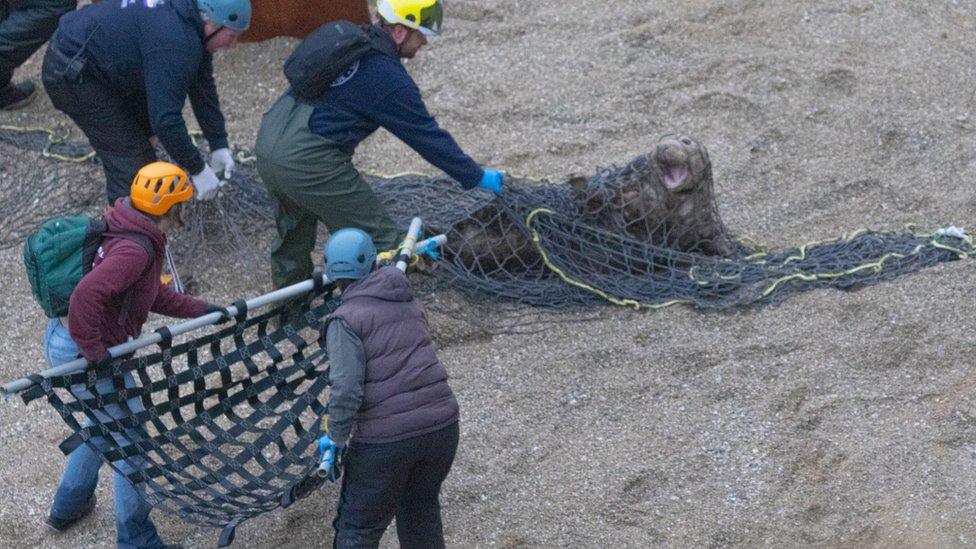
[
  {"xmin": 317, "ymin": 434, "xmax": 346, "ymax": 483},
  {"xmin": 478, "ymin": 168, "xmax": 504, "ymax": 194},
  {"xmin": 415, "ymin": 239, "xmax": 440, "ymax": 260}
]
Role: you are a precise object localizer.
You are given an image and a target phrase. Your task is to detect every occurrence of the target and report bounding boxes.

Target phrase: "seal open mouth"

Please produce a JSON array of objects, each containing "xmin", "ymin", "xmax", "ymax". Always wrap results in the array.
[
  {"xmin": 655, "ymin": 139, "xmax": 693, "ymax": 191},
  {"xmin": 662, "ymin": 164, "xmax": 689, "ymax": 189}
]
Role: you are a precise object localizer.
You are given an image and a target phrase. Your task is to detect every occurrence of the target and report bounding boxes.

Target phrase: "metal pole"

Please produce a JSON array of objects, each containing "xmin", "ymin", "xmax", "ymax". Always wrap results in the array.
[
  {"xmin": 1, "ymin": 230, "xmax": 444, "ymax": 398},
  {"xmin": 397, "ymin": 218, "xmax": 423, "ymax": 271},
  {"xmin": 164, "ymin": 245, "xmax": 185, "ymax": 294}
]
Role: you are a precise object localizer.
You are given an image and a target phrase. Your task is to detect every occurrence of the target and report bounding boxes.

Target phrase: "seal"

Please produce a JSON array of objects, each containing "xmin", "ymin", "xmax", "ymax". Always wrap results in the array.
[
  {"xmin": 570, "ymin": 133, "xmax": 735, "ymax": 257},
  {"xmin": 435, "ymin": 134, "xmax": 737, "ymax": 273}
]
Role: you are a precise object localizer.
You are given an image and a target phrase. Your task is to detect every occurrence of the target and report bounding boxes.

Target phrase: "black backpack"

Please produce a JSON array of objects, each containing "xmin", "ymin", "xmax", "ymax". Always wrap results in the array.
[{"xmin": 284, "ymin": 21, "xmax": 391, "ymax": 101}]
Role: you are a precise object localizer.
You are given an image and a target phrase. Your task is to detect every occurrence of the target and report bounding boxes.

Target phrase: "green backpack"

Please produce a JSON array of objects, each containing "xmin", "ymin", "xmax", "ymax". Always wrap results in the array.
[{"xmin": 24, "ymin": 215, "xmax": 153, "ymax": 318}]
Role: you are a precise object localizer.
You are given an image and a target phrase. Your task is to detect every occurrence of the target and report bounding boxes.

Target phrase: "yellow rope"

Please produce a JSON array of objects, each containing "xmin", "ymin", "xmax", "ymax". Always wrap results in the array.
[
  {"xmin": 781, "ymin": 229, "xmax": 869, "ymax": 264},
  {"xmin": 930, "ymin": 238, "xmax": 971, "ymax": 259},
  {"xmin": 759, "ymin": 232, "xmax": 971, "ymax": 297},
  {"xmin": 525, "ymin": 207, "xmax": 972, "ymax": 310},
  {"xmin": 0, "ymin": 124, "xmax": 97, "ymax": 163},
  {"xmin": 524, "ymin": 208, "xmax": 691, "ymax": 311},
  {"xmin": 6, "ymin": 125, "xmax": 554, "ymax": 184}
]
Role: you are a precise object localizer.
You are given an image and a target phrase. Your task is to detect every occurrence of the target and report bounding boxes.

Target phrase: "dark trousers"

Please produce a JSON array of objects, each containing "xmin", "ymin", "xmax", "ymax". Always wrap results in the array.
[
  {"xmin": 40, "ymin": 41, "xmax": 155, "ymax": 204},
  {"xmin": 333, "ymin": 422, "xmax": 459, "ymax": 549},
  {"xmin": 0, "ymin": 0, "xmax": 76, "ymax": 86}
]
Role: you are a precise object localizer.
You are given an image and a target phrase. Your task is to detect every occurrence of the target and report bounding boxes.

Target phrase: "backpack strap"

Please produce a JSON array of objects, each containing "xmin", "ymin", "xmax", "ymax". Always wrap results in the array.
[
  {"xmin": 103, "ymin": 231, "xmax": 155, "ymax": 262},
  {"xmin": 366, "ymin": 24, "xmax": 398, "ymax": 58},
  {"xmin": 101, "ymin": 231, "xmax": 156, "ymax": 326}
]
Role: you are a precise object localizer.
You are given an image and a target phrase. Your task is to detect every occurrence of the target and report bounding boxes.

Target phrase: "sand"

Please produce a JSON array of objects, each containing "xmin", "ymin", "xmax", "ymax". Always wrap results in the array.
[{"xmin": 1, "ymin": 0, "xmax": 975, "ymax": 547}]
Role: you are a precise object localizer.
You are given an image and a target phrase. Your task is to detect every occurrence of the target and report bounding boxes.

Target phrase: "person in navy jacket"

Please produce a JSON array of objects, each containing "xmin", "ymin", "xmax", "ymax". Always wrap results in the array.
[
  {"xmin": 41, "ymin": 0, "xmax": 251, "ymax": 204},
  {"xmin": 255, "ymin": 0, "xmax": 505, "ymax": 289}
]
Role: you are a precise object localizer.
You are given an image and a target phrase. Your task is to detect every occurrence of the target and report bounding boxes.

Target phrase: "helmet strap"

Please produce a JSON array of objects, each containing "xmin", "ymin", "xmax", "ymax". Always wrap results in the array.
[
  {"xmin": 204, "ymin": 25, "xmax": 224, "ymax": 43},
  {"xmin": 379, "ymin": 24, "xmax": 402, "ymax": 56}
]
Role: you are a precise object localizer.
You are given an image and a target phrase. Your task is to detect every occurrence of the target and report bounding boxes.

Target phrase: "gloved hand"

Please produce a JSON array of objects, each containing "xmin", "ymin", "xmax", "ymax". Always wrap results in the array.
[
  {"xmin": 415, "ymin": 239, "xmax": 440, "ymax": 260},
  {"xmin": 317, "ymin": 434, "xmax": 346, "ymax": 483},
  {"xmin": 204, "ymin": 303, "xmax": 233, "ymax": 324},
  {"xmin": 192, "ymin": 165, "xmax": 223, "ymax": 201},
  {"xmin": 210, "ymin": 147, "xmax": 236, "ymax": 180},
  {"xmin": 478, "ymin": 168, "xmax": 504, "ymax": 194},
  {"xmin": 90, "ymin": 349, "xmax": 114, "ymax": 367}
]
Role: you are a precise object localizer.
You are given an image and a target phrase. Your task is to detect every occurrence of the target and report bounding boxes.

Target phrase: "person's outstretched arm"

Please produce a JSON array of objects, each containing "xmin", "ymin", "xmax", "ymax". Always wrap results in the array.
[
  {"xmin": 372, "ymin": 82, "xmax": 484, "ymax": 189},
  {"xmin": 187, "ymin": 52, "xmax": 229, "ymax": 153},
  {"xmin": 141, "ymin": 45, "xmax": 207, "ymax": 176},
  {"xmin": 150, "ymin": 283, "xmax": 208, "ymax": 319},
  {"xmin": 323, "ymin": 317, "xmax": 366, "ymax": 445}
]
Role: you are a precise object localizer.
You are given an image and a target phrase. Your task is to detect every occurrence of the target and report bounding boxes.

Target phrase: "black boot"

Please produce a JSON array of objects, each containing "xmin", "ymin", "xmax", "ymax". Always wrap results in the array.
[{"xmin": 0, "ymin": 80, "xmax": 37, "ymax": 110}]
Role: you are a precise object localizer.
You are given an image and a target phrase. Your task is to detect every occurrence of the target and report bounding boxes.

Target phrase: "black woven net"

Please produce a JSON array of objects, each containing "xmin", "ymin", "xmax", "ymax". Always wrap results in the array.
[{"xmin": 20, "ymin": 290, "xmax": 337, "ymax": 546}]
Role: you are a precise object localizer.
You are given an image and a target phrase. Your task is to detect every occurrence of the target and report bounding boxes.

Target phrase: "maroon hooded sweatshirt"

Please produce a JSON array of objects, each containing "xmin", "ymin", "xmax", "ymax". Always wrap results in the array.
[{"xmin": 67, "ymin": 198, "xmax": 208, "ymax": 363}]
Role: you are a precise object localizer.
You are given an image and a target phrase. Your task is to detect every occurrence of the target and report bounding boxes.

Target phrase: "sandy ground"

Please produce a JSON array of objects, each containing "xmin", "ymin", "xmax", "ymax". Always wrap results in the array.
[{"xmin": 2, "ymin": 0, "xmax": 976, "ymax": 547}]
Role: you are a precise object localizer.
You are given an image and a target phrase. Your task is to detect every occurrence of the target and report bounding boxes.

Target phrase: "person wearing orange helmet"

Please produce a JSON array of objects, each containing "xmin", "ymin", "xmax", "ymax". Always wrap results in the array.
[{"xmin": 42, "ymin": 162, "xmax": 227, "ymax": 547}]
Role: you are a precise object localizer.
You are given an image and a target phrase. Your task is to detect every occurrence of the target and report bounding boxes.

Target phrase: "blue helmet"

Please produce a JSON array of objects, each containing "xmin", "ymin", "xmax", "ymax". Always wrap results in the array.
[
  {"xmin": 325, "ymin": 228, "xmax": 377, "ymax": 281},
  {"xmin": 197, "ymin": 0, "xmax": 252, "ymax": 32}
]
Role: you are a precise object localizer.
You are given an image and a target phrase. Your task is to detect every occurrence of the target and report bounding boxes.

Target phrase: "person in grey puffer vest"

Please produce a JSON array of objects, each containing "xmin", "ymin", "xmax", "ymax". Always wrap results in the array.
[{"xmin": 318, "ymin": 228, "xmax": 459, "ymax": 549}]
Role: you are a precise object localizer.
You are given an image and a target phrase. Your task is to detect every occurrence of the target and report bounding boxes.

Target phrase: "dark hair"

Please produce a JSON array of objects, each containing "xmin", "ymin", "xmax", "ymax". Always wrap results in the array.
[{"xmin": 145, "ymin": 202, "xmax": 183, "ymax": 225}]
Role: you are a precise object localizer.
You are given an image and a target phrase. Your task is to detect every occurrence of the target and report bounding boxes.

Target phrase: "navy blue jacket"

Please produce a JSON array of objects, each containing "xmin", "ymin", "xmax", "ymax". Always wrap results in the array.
[
  {"xmin": 54, "ymin": 0, "xmax": 227, "ymax": 175},
  {"xmin": 306, "ymin": 27, "xmax": 482, "ymax": 189}
]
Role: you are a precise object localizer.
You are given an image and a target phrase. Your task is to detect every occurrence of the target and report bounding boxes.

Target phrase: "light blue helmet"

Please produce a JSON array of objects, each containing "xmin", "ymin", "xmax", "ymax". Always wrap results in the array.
[
  {"xmin": 325, "ymin": 228, "xmax": 377, "ymax": 281},
  {"xmin": 197, "ymin": 0, "xmax": 252, "ymax": 32}
]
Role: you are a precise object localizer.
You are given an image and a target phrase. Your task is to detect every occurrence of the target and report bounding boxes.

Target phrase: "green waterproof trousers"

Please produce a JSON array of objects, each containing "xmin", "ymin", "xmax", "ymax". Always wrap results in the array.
[{"xmin": 255, "ymin": 95, "xmax": 399, "ymax": 288}]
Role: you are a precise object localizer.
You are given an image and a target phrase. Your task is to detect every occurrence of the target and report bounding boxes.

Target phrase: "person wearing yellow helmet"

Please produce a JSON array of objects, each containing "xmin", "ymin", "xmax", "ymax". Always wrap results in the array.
[
  {"xmin": 256, "ymin": 0, "xmax": 504, "ymax": 289},
  {"xmin": 376, "ymin": 0, "xmax": 443, "ymax": 37},
  {"xmin": 41, "ymin": 161, "xmax": 228, "ymax": 547}
]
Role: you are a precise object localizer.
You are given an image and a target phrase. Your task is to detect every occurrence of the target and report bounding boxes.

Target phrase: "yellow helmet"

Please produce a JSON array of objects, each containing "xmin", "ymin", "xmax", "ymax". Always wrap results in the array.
[
  {"xmin": 130, "ymin": 162, "xmax": 193, "ymax": 216},
  {"xmin": 377, "ymin": 0, "xmax": 443, "ymax": 36}
]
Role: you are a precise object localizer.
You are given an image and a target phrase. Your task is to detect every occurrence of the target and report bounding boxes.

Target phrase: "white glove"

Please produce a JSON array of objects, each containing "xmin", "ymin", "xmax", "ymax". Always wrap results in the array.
[
  {"xmin": 192, "ymin": 165, "xmax": 223, "ymax": 201},
  {"xmin": 210, "ymin": 147, "xmax": 235, "ymax": 180}
]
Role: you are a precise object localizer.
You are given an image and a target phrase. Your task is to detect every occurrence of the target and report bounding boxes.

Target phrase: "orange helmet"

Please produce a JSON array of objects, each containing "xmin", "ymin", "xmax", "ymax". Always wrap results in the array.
[{"xmin": 130, "ymin": 162, "xmax": 193, "ymax": 216}]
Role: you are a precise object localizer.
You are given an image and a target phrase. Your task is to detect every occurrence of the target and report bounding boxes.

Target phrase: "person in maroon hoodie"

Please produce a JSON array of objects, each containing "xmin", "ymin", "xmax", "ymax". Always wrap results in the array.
[{"xmin": 42, "ymin": 161, "xmax": 224, "ymax": 548}]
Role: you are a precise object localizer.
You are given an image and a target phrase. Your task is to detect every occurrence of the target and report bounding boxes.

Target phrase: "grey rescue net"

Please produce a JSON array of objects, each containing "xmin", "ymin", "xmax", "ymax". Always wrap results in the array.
[
  {"xmin": 382, "ymin": 133, "xmax": 972, "ymax": 310},
  {"xmin": 0, "ymin": 128, "xmax": 273, "ymax": 264},
  {"xmin": 2, "ymin": 126, "xmax": 971, "ymax": 311},
  {"xmin": 19, "ymin": 289, "xmax": 338, "ymax": 546}
]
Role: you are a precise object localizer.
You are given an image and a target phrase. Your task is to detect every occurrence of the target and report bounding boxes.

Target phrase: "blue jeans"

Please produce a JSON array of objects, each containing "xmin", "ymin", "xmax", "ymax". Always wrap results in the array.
[{"xmin": 44, "ymin": 318, "xmax": 163, "ymax": 549}]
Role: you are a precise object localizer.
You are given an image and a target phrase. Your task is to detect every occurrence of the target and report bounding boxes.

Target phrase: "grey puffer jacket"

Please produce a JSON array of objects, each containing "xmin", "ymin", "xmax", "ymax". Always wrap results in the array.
[{"xmin": 326, "ymin": 266, "xmax": 458, "ymax": 444}]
